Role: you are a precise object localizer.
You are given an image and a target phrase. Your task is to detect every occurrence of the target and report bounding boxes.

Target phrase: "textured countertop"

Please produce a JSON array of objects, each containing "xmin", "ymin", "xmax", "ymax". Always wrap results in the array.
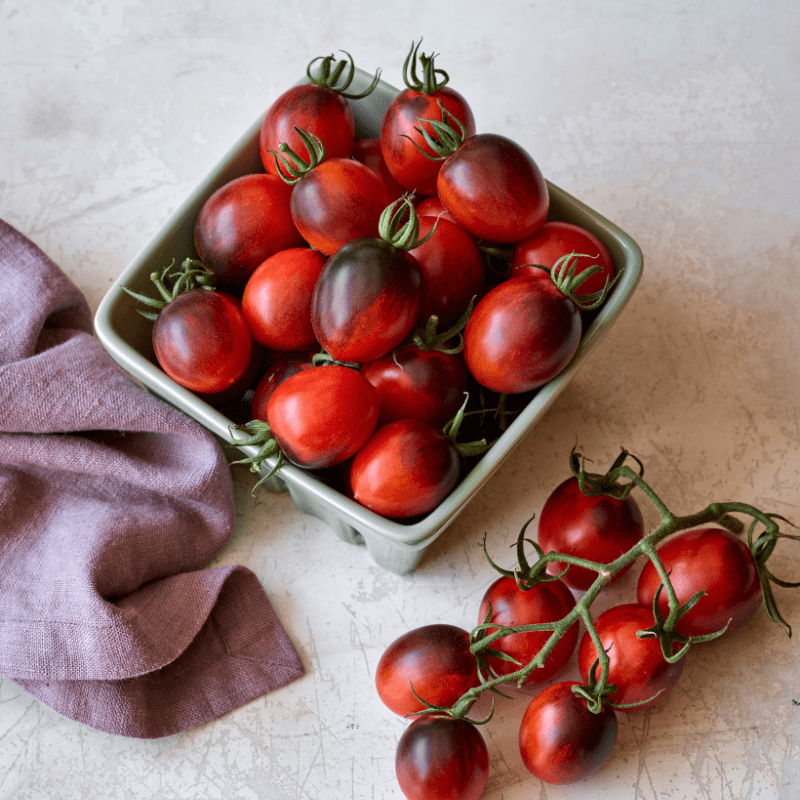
[{"xmin": 2, "ymin": 1, "xmax": 799, "ymax": 798}]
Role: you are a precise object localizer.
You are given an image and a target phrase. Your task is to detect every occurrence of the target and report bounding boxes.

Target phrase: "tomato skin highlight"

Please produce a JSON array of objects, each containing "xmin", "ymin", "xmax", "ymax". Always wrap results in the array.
[
  {"xmin": 636, "ymin": 527, "xmax": 762, "ymax": 637},
  {"xmin": 437, "ymin": 133, "xmax": 549, "ymax": 243},
  {"xmin": 578, "ymin": 604, "xmax": 685, "ymax": 711},
  {"xmin": 519, "ymin": 681, "xmax": 618, "ymax": 785},
  {"xmin": 375, "ymin": 624, "xmax": 479, "ymax": 716},
  {"xmin": 537, "ymin": 476, "xmax": 645, "ymax": 591},
  {"xmin": 395, "ymin": 715, "xmax": 489, "ymax": 800},
  {"xmin": 266, "ymin": 366, "xmax": 378, "ymax": 470}
]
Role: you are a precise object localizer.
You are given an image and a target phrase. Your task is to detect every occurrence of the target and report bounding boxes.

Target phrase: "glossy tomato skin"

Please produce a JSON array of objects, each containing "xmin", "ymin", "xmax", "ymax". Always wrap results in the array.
[
  {"xmin": 415, "ymin": 195, "xmax": 459, "ymax": 225},
  {"xmin": 152, "ymin": 289, "xmax": 252, "ymax": 394},
  {"xmin": 352, "ymin": 137, "xmax": 406, "ymax": 202},
  {"xmin": 519, "ymin": 681, "xmax": 618, "ymax": 785},
  {"xmin": 463, "ymin": 274, "xmax": 581, "ymax": 394},
  {"xmin": 266, "ymin": 366, "xmax": 378, "ymax": 469},
  {"xmin": 438, "ymin": 133, "xmax": 549, "ymax": 243},
  {"xmin": 311, "ymin": 237, "xmax": 422, "ymax": 363},
  {"xmin": 409, "ymin": 216, "xmax": 485, "ymax": 327},
  {"xmin": 241, "ymin": 247, "xmax": 327, "ymax": 350},
  {"xmin": 259, "ymin": 83, "xmax": 355, "ymax": 178},
  {"xmin": 511, "ymin": 221, "xmax": 616, "ymax": 297},
  {"xmin": 193, "ymin": 174, "xmax": 304, "ymax": 287},
  {"xmin": 395, "ymin": 715, "xmax": 489, "ymax": 800},
  {"xmin": 375, "ymin": 624, "xmax": 479, "ymax": 716},
  {"xmin": 636, "ymin": 527, "xmax": 762, "ymax": 637},
  {"xmin": 250, "ymin": 349, "xmax": 317, "ymax": 422},
  {"xmin": 478, "ymin": 576, "xmax": 579, "ymax": 685},
  {"xmin": 578, "ymin": 604, "xmax": 685, "ymax": 711},
  {"xmin": 537, "ymin": 476, "xmax": 645, "ymax": 591},
  {"xmin": 380, "ymin": 87, "xmax": 476, "ymax": 196},
  {"xmin": 289, "ymin": 158, "xmax": 391, "ymax": 255},
  {"xmin": 350, "ymin": 419, "xmax": 460, "ymax": 519}
]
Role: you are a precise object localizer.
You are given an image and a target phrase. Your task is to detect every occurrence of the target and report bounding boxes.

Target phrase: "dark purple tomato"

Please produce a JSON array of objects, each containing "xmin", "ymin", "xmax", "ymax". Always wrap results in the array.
[
  {"xmin": 478, "ymin": 575, "xmax": 579, "ymax": 685},
  {"xmin": 578, "ymin": 604, "xmax": 685, "ymax": 711},
  {"xmin": 152, "ymin": 289, "xmax": 252, "ymax": 394},
  {"xmin": 241, "ymin": 247, "xmax": 327, "ymax": 350},
  {"xmin": 311, "ymin": 237, "xmax": 423, "ymax": 363},
  {"xmin": 462, "ymin": 273, "xmax": 581, "ymax": 394},
  {"xmin": 375, "ymin": 624, "xmax": 479, "ymax": 717},
  {"xmin": 537, "ymin": 476, "xmax": 645, "ymax": 591},
  {"xmin": 352, "ymin": 137, "xmax": 406, "ymax": 202},
  {"xmin": 250, "ymin": 349, "xmax": 317, "ymax": 422},
  {"xmin": 266, "ymin": 365, "xmax": 379, "ymax": 469},
  {"xmin": 437, "ymin": 133, "xmax": 549, "ymax": 243},
  {"xmin": 349, "ymin": 418, "xmax": 460, "ymax": 519},
  {"xmin": 395, "ymin": 715, "xmax": 489, "ymax": 800},
  {"xmin": 193, "ymin": 173, "xmax": 304, "ymax": 287},
  {"xmin": 519, "ymin": 681, "xmax": 618, "ymax": 785}
]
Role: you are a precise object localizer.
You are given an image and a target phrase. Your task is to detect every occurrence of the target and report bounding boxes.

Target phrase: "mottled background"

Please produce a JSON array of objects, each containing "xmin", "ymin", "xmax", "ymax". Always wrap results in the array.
[{"xmin": 2, "ymin": 1, "xmax": 799, "ymax": 798}]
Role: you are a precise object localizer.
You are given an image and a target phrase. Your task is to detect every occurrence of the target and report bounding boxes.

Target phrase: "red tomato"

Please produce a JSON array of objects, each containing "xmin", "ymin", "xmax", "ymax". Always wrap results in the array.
[
  {"xmin": 266, "ymin": 366, "xmax": 378, "ymax": 469},
  {"xmin": 250, "ymin": 349, "xmax": 316, "ymax": 422},
  {"xmin": 519, "ymin": 681, "xmax": 618, "ymax": 785},
  {"xmin": 194, "ymin": 342, "xmax": 267, "ymax": 408},
  {"xmin": 352, "ymin": 137, "xmax": 406, "ymax": 202},
  {"xmin": 415, "ymin": 195, "xmax": 457, "ymax": 225},
  {"xmin": 578, "ymin": 604, "xmax": 685, "ymax": 710},
  {"xmin": 437, "ymin": 133, "xmax": 549, "ymax": 243},
  {"xmin": 193, "ymin": 173, "xmax": 304, "ymax": 287},
  {"xmin": 511, "ymin": 220, "xmax": 616, "ymax": 297},
  {"xmin": 375, "ymin": 624, "xmax": 479, "ymax": 716},
  {"xmin": 462, "ymin": 273, "xmax": 581, "ymax": 394},
  {"xmin": 636, "ymin": 527, "xmax": 762, "ymax": 637},
  {"xmin": 152, "ymin": 289, "xmax": 252, "ymax": 394},
  {"xmin": 349, "ymin": 418, "xmax": 460, "ymax": 519},
  {"xmin": 536, "ymin": 476, "xmax": 645, "ymax": 591},
  {"xmin": 478, "ymin": 575, "xmax": 579, "ymax": 685},
  {"xmin": 241, "ymin": 247, "xmax": 327, "ymax": 350},
  {"xmin": 395, "ymin": 715, "xmax": 489, "ymax": 800}
]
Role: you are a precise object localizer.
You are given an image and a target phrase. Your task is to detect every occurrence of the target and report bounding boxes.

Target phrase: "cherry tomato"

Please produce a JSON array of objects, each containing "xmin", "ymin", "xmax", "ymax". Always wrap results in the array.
[
  {"xmin": 395, "ymin": 715, "xmax": 489, "ymax": 800},
  {"xmin": 349, "ymin": 418, "xmax": 460, "ymax": 519},
  {"xmin": 250, "ymin": 349, "xmax": 316, "ymax": 422},
  {"xmin": 511, "ymin": 220, "xmax": 615, "ymax": 297},
  {"xmin": 193, "ymin": 173, "xmax": 304, "ymax": 287},
  {"xmin": 311, "ymin": 237, "xmax": 422, "ymax": 363},
  {"xmin": 478, "ymin": 575, "xmax": 579, "ymax": 685},
  {"xmin": 375, "ymin": 624, "xmax": 479, "ymax": 716},
  {"xmin": 266, "ymin": 365, "xmax": 378, "ymax": 469},
  {"xmin": 415, "ymin": 195, "xmax": 458, "ymax": 225},
  {"xmin": 194, "ymin": 342, "xmax": 267, "ymax": 408},
  {"xmin": 462, "ymin": 273, "xmax": 581, "ymax": 394},
  {"xmin": 438, "ymin": 133, "xmax": 549, "ymax": 243},
  {"xmin": 352, "ymin": 137, "xmax": 406, "ymax": 202},
  {"xmin": 152, "ymin": 289, "xmax": 252, "ymax": 394},
  {"xmin": 536, "ymin": 476, "xmax": 645, "ymax": 591},
  {"xmin": 519, "ymin": 681, "xmax": 618, "ymax": 785},
  {"xmin": 241, "ymin": 247, "xmax": 327, "ymax": 350},
  {"xmin": 578, "ymin": 604, "xmax": 685, "ymax": 710},
  {"xmin": 636, "ymin": 527, "xmax": 762, "ymax": 637}
]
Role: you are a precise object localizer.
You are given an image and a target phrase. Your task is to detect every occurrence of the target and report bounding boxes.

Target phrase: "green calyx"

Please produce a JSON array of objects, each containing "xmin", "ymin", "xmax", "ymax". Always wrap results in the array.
[
  {"xmin": 408, "ymin": 299, "xmax": 474, "ymax": 356},
  {"xmin": 442, "ymin": 394, "xmax": 493, "ymax": 459},
  {"xmin": 306, "ymin": 50, "xmax": 381, "ymax": 99},
  {"xmin": 122, "ymin": 258, "xmax": 215, "ymax": 321},
  {"xmin": 545, "ymin": 251, "xmax": 619, "ymax": 310},
  {"xmin": 401, "ymin": 39, "xmax": 450, "ymax": 94},
  {"xmin": 228, "ymin": 421, "xmax": 285, "ymax": 494},
  {"xmin": 270, "ymin": 126, "xmax": 325, "ymax": 184},
  {"xmin": 405, "ymin": 99, "xmax": 467, "ymax": 161},
  {"xmin": 378, "ymin": 195, "xmax": 438, "ymax": 251}
]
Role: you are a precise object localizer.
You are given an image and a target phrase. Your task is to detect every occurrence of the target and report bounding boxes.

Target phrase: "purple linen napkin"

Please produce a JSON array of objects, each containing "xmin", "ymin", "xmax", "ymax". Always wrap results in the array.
[{"xmin": 0, "ymin": 219, "xmax": 304, "ymax": 738}]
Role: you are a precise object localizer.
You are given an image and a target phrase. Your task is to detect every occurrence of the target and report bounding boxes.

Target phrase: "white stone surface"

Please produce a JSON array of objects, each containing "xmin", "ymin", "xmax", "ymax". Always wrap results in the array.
[{"xmin": 2, "ymin": 1, "xmax": 800, "ymax": 798}]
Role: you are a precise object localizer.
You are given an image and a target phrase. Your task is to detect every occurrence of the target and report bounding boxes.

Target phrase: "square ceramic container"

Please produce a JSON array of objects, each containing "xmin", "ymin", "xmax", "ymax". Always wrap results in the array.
[{"xmin": 95, "ymin": 69, "xmax": 643, "ymax": 575}]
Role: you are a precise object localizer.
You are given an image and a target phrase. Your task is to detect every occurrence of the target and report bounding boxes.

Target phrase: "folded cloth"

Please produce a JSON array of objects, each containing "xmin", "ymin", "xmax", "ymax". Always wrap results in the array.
[{"xmin": 0, "ymin": 219, "xmax": 303, "ymax": 738}]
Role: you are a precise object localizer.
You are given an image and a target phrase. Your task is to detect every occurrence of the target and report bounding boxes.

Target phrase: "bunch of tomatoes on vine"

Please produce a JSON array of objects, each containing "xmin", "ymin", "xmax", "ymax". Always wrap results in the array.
[{"xmin": 125, "ymin": 40, "xmax": 619, "ymax": 520}]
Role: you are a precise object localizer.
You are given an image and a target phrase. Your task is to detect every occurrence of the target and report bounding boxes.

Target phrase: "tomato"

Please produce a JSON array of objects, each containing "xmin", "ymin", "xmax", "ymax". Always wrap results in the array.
[
  {"xmin": 311, "ymin": 236, "xmax": 422, "ymax": 363},
  {"xmin": 636, "ymin": 527, "xmax": 762, "ymax": 637},
  {"xmin": 409, "ymin": 216, "xmax": 485, "ymax": 327},
  {"xmin": 415, "ymin": 195, "xmax": 458, "ymax": 225},
  {"xmin": 510, "ymin": 220, "xmax": 615, "ymax": 297},
  {"xmin": 241, "ymin": 247, "xmax": 327, "ymax": 350},
  {"xmin": 437, "ymin": 133, "xmax": 549, "ymax": 243},
  {"xmin": 193, "ymin": 173, "xmax": 304, "ymax": 287},
  {"xmin": 152, "ymin": 289, "xmax": 252, "ymax": 394},
  {"xmin": 375, "ymin": 624, "xmax": 479, "ymax": 716},
  {"xmin": 395, "ymin": 715, "xmax": 489, "ymax": 800},
  {"xmin": 536, "ymin": 476, "xmax": 645, "ymax": 591},
  {"xmin": 477, "ymin": 575, "xmax": 579, "ymax": 685},
  {"xmin": 518, "ymin": 681, "xmax": 618, "ymax": 785},
  {"xmin": 349, "ymin": 418, "xmax": 461, "ymax": 519},
  {"xmin": 462, "ymin": 273, "xmax": 581, "ymax": 394},
  {"xmin": 194, "ymin": 342, "xmax": 267, "ymax": 408},
  {"xmin": 578, "ymin": 604, "xmax": 685, "ymax": 710},
  {"xmin": 360, "ymin": 344, "xmax": 469, "ymax": 428},
  {"xmin": 266, "ymin": 365, "xmax": 378, "ymax": 469},
  {"xmin": 380, "ymin": 41, "xmax": 476, "ymax": 196},
  {"xmin": 250, "ymin": 349, "xmax": 316, "ymax": 422},
  {"xmin": 352, "ymin": 137, "xmax": 406, "ymax": 202}
]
